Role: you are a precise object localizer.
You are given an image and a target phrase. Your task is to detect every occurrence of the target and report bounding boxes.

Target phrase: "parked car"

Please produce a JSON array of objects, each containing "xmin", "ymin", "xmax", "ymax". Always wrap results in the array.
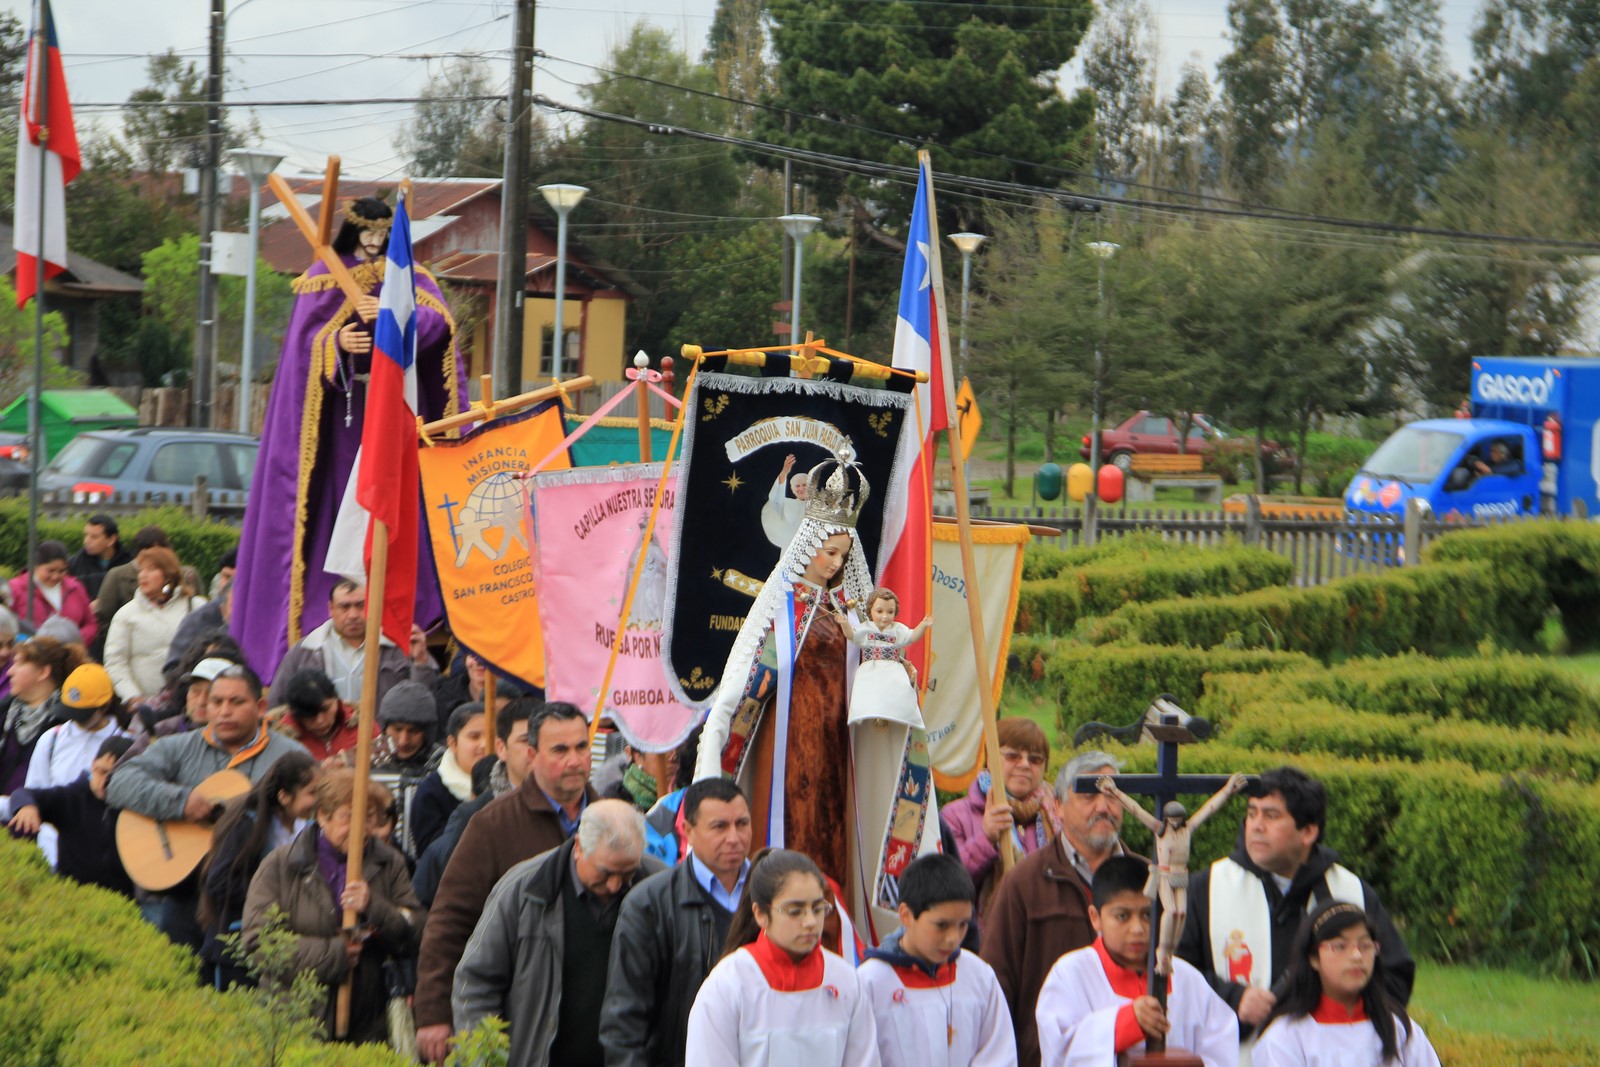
[
  {"xmin": 1079, "ymin": 411, "xmax": 1295, "ymax": 474},
  {"xmin": 0, "ymin": 431, "xmax": 31, "ymax": 495},
  {"xmin": 34, "ymin": 427, "xmax": 258, "ymax": 503}
]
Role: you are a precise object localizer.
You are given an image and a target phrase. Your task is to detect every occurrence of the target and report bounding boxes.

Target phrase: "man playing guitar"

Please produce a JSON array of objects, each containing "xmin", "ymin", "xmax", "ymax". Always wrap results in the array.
[{"xmin": 108, "ymin": 662, "xmax": 309, "ymax": 952}]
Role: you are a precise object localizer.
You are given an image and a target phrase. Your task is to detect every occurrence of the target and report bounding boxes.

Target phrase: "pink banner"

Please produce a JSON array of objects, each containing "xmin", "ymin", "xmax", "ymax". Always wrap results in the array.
[{"xmin": 527, "ymin": 463, "xmax": 693, "ymax": 752}]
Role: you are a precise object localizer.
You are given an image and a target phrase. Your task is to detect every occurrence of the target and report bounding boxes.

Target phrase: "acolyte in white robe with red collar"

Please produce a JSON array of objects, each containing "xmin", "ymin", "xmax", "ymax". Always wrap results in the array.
[
  {"xmin": 685, "ymin": 935, "xmax": 879, "ymax": 1067},
  {"xmin": 1035, "ymin": 939, "xmax": 1239, "ymax": 1067},
  {"xmin": 856, "ymin": 947, "xmax": 1016, "ymax": 1067},
  {"xmin": 1253, "ymin": 999, "xmax": 1443, "ymax": 1067}
]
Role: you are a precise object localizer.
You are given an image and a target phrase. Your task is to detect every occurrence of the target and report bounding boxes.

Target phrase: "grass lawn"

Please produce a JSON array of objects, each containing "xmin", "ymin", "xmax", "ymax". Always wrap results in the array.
[{"xmin": 1415, "ymin": 963, "xmax": 1600, "ymax": 1041}]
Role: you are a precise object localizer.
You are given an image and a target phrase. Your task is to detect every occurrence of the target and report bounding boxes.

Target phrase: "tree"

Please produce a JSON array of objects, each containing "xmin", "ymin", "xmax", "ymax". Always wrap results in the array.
[
  {"xmin": 1217, "ymin": 0, "xmax": 1291, "ymax": 196},
  {"xmin": 758, "ymin": 0, "xmax": 1096, "ymax": 229},
  {"xmin": 1082, "ymin": 0, "xmax": 1160, "ymax": 182},
  {"xmin": 123, "ymin": 51, "xmax": 210, "ymax": 174},
  {"xmin": 544, "ymin": 24, "xmax": 748, "ymax": 356},
  {"xmin": 673, "ymin": 223, "xmax": 785, "ymax": 347},
  {"xmin": 67, "ymin": 135, "xmax": 195, "ymax": 276},
  {"xmin": 703, "ymin": 0, "xmax": 772, "ymax": 133},
  {"xmin": 140, "ymin": 234, "xmax": 293, "ymax": 383},
  {"xmin": 400, "ymin": 57, "xmax": 505, "ymax": 177},
  {"xmin": 1154, "ymin": 61, "xmax": 1221, "ymax": 194},
  {"xmin": 0, "ymin": 12, "xmax": 27, "ymax": 218},
  {"xmin": 0, "ymin": 276, "xmax": 74, "ymax": 408}
]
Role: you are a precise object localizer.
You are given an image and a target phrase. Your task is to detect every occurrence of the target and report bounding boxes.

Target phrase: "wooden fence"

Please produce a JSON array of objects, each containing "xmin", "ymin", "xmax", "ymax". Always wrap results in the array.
[
  {"xmin": 32, "ymin": 475, "xmax": 247, "ymax": 524},
  {"xmin": 951, "ymin": 499, "xmax": 1578, "ymax": 587}
]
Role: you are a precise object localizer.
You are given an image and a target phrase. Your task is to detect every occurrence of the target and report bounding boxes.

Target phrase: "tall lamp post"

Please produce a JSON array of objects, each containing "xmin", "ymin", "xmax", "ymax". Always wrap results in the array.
[
  {"xmin": 948, "ymin": 232, "xmax": 985, "ymax": 380},
  {"xmin": 227, "ymin": 147, "xmax": 282, "ymax": 434},
  {"xmin": 1085, "ymin": 241, "xmax": 1120, "ymax": 543},
  {"xmin": 779, "ymin": 213, "xmax": 820, "ymax": 351},
  {"xmin": 538, "ymin": 183, "xmax": 588, "ymax": 379}
]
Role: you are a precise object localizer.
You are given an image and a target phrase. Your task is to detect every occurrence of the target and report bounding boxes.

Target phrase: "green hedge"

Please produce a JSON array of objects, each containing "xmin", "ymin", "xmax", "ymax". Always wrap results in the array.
[
  {"xmin": 1021, "ymin": 533, "xmax": 1185, "ymax": 581},
  {"xmin": 1200, "ymin": 652, "xmax": 1600, "ymax": 734},
  {"xmin": 1015, "ymin": 544, "xmax": 1292, "ymax": 635},
  {"xmin": 0, "ymin": 499, "xmax": 240, "ymax": 583},
  {"xmin": 1035, "ymin": 642, "xmax": 1315, "ymax": 740},
  {"xmin": 1427, "ymin": 520, "xmax": 1600, "ymax": 646},
  {"xmin": 1081, "ymin": 561, "xmax": 1550, "ymax": 661},
  {"xmin": 0, "ymin": 836, "xmax": 406, "ymax": 1066},
  {"xmin": 1076, "ymin": 742, "xmax": 1600, "ymax": 976}
]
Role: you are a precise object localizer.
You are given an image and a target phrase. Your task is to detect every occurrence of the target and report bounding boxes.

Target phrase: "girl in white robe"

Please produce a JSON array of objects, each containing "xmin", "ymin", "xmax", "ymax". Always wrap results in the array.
[
  {"xmin": 1254, "ymin": 901, "xmax": 1442, "ymax": 1067},
  {"xmin": 685, "ymin": 848, "xmax": 878, "ymax": 1067}
]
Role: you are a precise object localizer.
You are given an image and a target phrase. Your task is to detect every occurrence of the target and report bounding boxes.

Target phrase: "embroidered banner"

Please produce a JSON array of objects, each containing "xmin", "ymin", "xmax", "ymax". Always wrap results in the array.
[
  {"xmin": 922, "ymin": 520, "xmax": 1030, "ymax": 791},
  {"xmin": 417, "ymin": 400, "xmax": 570, "ymax": 690},
  {"xmin": 528, "ymin": 462, "xmax": 695, "ymax": 752},
  {"xmin": 661, "ymin": 369, "xmax": 913, "ymax": 709}
]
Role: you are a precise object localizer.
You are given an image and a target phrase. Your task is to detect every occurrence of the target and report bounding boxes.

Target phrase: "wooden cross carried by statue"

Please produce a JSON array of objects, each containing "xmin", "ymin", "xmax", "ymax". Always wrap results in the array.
[{"xmin": 1077, "ymin": 696, "xmax": 1253, "ymax": 1067}]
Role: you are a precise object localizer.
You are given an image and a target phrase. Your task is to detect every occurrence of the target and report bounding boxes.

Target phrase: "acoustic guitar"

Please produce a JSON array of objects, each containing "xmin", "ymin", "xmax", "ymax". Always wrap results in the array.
[{"xmin": 116, "ymin": 768, "xmax": 251, "ymax": 892}]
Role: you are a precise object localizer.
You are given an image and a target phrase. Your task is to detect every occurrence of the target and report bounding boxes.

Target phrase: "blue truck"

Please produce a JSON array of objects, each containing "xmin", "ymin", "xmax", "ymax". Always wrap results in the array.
[{"xmin": 1345, "ymin": 356, "xmax": 1600, "ymax": 521}]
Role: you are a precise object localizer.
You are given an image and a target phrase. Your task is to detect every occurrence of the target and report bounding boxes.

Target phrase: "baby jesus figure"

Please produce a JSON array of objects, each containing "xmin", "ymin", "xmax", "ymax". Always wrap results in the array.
[
  {"xmin": 1098, "ymin": 772, "xmax": 1248, "ymax": 976},
  {"xmin": 842, "ymin": 586, "xmax": 933, "ymax": 729}
]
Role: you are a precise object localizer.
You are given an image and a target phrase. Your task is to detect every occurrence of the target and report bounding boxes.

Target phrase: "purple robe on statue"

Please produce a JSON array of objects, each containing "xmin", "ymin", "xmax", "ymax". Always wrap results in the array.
[{"xmin": 232, "ymin": 254, "xmax": 466, "ymax": 682}]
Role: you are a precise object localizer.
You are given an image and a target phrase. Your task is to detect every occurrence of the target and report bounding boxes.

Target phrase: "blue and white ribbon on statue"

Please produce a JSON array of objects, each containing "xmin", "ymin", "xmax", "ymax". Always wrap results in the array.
[{"xmin": 768, "ymin": 585, "xmax": 800, "ymax": 848}]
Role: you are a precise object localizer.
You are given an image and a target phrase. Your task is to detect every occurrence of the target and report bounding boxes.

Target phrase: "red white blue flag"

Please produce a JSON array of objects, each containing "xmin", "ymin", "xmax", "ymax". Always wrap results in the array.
[
  {"xmin": 879, "ymin": 155, "xmax": 956, "ymax": 679},
  {"xmin": 14, "ymin": 0, "xmax": 80, "ymax": 308},
  {"xmin": 356, "ymin": 190, "xmax": 421, "ymax": 647}
]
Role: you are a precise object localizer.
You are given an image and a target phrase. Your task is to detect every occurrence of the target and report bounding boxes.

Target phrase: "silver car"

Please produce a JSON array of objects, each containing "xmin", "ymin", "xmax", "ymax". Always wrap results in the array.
[{"xmin": 35, "ymin": 427, "xmax": 258, "ymax": 504}]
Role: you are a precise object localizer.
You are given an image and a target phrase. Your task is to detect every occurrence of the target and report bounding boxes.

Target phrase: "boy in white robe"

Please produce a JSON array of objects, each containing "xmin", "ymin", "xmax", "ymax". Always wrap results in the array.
[
  {"xmin": 858, "ymin": 853, "xmax": 1016, "ymax": 1067},
  {"xmin": 1036, "ymin": 854, "xmax": 1238, "ymax": 1067}
]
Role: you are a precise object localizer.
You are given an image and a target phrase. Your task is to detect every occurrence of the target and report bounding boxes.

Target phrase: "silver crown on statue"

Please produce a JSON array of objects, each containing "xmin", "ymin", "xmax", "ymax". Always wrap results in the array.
[{"xmin": 803, "ymin": 440, "xmax": 870, "ymax": 528}]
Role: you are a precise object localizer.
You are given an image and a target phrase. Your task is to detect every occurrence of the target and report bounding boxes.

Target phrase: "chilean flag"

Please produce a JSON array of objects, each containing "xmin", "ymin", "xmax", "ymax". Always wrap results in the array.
[
  {"xmin": 14, "ymin": 0, "xmax": 80, "ymax": 308},
  {"xmin": 878, "ymin": 155, "xmax": 956, "ymax": 679},
  {"xmin": 355, "ymin": 190, "xmax": 421, "ymax": 648}
]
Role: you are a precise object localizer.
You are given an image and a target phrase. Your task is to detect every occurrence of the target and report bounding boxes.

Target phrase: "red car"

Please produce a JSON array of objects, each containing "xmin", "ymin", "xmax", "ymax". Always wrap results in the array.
[{"xmin": 1079, "ymin": 411, "xmax": 1294, "ymax": 473}]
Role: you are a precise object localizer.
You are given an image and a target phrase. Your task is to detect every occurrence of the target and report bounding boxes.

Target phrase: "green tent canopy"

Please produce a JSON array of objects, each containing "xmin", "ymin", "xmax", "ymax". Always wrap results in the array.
[{"xmin": 0, "ymin": 389, "xmax": 138, "ymax": 462}]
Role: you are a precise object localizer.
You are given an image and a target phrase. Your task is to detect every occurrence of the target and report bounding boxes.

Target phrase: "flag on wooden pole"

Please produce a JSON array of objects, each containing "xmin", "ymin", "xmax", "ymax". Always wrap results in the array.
[
  {"xmin": 14, "ymin": 0, "xmax": 79, "ymax": 308},
  {"xmin": 879, "ymin": 158, "xmax": 955, "ymax": 678}
]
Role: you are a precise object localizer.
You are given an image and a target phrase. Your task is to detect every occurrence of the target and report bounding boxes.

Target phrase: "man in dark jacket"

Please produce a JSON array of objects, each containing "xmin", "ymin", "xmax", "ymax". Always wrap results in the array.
[
  {"xmin": 453, "ymin": 799, "xmax": 662, "ymax": 1067},
  {"xmin": 599, "ymin": 778, "xmax": 752, "ymax": 1067},
  {"xmin": 68, "ymin": 514, "xmax": 130, "ymax": 601},
  {"xmin": 415, "ymin": 702, "xmax": 596, "ymax": 1064},
  {"xmin": 980, "ymin": 750, "xmax": 1130, "ymax": 1067},
  {"xmin": 1176, "ymin": 765, "xmax": 1414, "ymax": 1034}
]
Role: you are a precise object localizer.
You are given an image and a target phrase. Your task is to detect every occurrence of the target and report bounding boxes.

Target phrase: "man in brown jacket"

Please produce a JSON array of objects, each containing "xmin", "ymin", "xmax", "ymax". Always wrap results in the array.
[
  {"xmin": 981, "ymin": 749, "xmax": 1130, "ymax": 1067},
  {"xmin": 414, "ymin": 702, "xmax": 596, "ymax": 1063}
]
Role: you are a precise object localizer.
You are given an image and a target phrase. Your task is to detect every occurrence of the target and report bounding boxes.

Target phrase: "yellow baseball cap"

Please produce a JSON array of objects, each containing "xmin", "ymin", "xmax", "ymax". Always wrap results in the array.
[{"xmin": 61, "ymin": 663, "xmax": 115, "ymax": 710}]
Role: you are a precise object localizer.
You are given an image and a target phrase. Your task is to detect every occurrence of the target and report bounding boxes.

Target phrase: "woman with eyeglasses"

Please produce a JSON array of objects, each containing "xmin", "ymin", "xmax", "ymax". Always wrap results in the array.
[
  {"xmin": 686, "ymin": 848, "xmax": 877, "ymax": 1066},
  {"xmin": 1254, "ymin": 900, "xmax": 1441, "ymax": 1066}
]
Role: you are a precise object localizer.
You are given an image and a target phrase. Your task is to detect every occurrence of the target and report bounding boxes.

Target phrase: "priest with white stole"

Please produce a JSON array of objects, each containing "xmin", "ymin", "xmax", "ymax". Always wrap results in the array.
[
  {"xmin": 857, "ymin": 854, "xmax": 1016, "ymax": 1067},
  {"xmin": 1036, "ymin": 855, "xmax": 1238, "ymax": 1067}
]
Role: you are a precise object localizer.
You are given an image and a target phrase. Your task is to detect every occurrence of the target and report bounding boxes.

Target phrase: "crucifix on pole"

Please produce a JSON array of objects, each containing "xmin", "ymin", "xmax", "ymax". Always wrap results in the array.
[{"xmin": 1076, "ymin": 697, "xmax": 1253, "ymax": 1065}]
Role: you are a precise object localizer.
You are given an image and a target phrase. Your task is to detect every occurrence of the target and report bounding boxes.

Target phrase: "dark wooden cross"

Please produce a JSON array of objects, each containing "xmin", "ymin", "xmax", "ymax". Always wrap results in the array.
[{"xmin": 1076, "ymin": 696, "xmax": 1254, "ymax": 1065}]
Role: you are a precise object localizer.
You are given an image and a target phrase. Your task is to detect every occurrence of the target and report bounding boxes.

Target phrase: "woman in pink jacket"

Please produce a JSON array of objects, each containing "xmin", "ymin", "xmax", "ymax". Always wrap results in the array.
[{"xmin": 7, "ymin": 541, "xmax": 97, "ymax": 645}]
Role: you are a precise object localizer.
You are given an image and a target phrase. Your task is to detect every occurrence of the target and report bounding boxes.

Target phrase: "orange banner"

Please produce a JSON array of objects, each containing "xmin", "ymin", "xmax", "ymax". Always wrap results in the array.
[{"xmin": 417, "ymin": 401, "xmax": 569, "ymax": 688}]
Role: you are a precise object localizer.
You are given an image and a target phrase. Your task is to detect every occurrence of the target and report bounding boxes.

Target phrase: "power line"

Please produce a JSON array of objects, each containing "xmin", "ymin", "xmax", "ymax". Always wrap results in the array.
[
  {"xmin": 532, "ymin": 93, "xmax": 1600, "ymax": 254},
  {"xmin": 74, "ymin": 95, "xmax": 505, "ymax": 110}
]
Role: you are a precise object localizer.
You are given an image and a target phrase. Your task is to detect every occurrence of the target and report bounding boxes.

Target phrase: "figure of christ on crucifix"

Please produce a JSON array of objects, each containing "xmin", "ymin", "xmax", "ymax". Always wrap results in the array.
[
  {"xmin": 1099, "ymin": 772, "xmax": 1248, "ymax": 978},
  {"xmin": 231, "ymin": 164, "xmax": 468, "ymax": 683}
]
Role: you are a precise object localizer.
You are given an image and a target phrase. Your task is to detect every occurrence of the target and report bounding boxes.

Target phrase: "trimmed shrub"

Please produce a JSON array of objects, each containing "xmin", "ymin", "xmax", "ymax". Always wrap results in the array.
[
  {"xmin": 0, "ymin": 499, "xmax": 240, "ymax": 583},
  {"xmin": 1422, "ymin": 1023, "xmax": 1600, "ymax": 1067},
  {"xmin": 1021, "ymin": 533, "xmax": 1177, "ymax": 581},
  {"xmin": 1082, "ymin": 562, "xmax": 1549, "ymax": 662},
  {"xmin": 1015, "ymin": 544, "xmax": 1292, "ymax": 634},
  {"xmin": 1040, "ymin": 642, "xmax": 1315, "ymax": 739},
  {"xmin": 0, "ymin": 836, "xmax": 406, "ymax": 1065},
  {"xmin": 1060, "ymin": 741, "xmax": 1600, "ymax": 975},
  {"xmin": 1427, "ymin": 519, "xmax": 1600, "ymax": 646}
]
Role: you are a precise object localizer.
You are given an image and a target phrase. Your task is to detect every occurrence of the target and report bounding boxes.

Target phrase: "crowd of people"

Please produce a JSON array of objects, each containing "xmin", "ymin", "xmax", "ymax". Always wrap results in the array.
[{"xmin": 0, "ymin": 515, "xmax": 1445, "ymax": 1066}]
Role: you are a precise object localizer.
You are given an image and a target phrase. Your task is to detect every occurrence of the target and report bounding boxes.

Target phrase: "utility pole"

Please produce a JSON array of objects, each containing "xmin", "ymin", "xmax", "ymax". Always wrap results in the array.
[
  {"xmin": 192, "ymin": 0, "xmax": 224, "ymax": 427},
  {"xmin": 493, "ymin": 0, "xmax": 536, "ymax": 396}
]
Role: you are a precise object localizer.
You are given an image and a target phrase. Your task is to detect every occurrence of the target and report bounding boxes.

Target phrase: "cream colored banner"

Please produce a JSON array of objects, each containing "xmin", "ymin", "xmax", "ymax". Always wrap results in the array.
[{"xmin": 922, "ymin": 521, "xmax": 1030, "ymax": 791}]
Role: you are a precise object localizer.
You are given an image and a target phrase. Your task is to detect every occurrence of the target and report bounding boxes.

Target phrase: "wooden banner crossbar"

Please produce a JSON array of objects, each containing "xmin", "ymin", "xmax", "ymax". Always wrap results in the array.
[
  {"xmin": 679, "ymin": 341, "xmax": 930, "ymax": 384},
  {"xmin": 416, "ymin": 375, "xmax": 595, "ymax": 440}
]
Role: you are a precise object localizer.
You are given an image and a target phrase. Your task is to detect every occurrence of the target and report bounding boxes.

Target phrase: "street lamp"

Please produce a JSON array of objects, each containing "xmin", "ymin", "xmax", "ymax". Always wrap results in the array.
[
  {"xmin": 538, "ymin": 183, "xmax": 588, "ymax": 379},
  {"xmin": 1085, "ymin": 241, "xmax": 1119, "ymax": 542},
  {"xmin": 948, "ymin": 232, "xmax": 985, "ymax": 380},
  {"xmin": 227, "ymin": 147, "xmax": 282, "ymax": 434},
  {"xmin": 779, "ymin": 214, "xmax": 820, "ymax": 351}
]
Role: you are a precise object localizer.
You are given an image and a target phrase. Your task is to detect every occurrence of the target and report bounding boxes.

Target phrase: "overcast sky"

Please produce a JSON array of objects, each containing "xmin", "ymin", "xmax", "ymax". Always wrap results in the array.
[{"xmin": 5, "ymin": 0, "xmax": 1487, "ymax": 181}]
